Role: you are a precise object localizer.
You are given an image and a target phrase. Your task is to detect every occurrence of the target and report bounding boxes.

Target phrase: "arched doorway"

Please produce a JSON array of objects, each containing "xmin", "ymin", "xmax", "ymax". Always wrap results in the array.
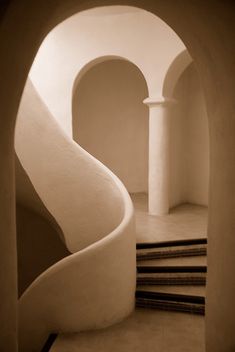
[{"xmin": 72, "ymin": 58, "xmax": 149, "ymax": 193}]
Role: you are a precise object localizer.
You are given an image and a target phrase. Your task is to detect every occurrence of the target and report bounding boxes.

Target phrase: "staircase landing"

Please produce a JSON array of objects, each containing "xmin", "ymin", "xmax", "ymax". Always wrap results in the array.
[{"xmin": 131, "ymin": 193, "xmax": 208, "ymax": 243}]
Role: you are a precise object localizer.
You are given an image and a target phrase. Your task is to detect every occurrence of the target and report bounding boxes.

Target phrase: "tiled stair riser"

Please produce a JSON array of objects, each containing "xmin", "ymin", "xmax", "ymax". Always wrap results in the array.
[{"xmin": 136, "ymin": 238, "xmax": 207, "ymax": 315}]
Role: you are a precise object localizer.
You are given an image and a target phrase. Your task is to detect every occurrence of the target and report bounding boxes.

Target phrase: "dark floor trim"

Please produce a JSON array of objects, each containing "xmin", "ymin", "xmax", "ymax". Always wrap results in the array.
[
  {"xmin": 137, "ymin": 277, "xmax": 206, "ymax": 286},
  {"xmin": 136, "ymin": 299, "xmax": 205, "ymax": 315},
  {"xmin": 136, "ymin": 290, "xmax": 205, "ymax": 304},
  {"xmin": 41, "ymin": 334, "xmax": 58, "ymax": 352},
  {"xmin": 137, "ymin": 265, "xmax": 207, "ymax": 273},
  {"xmin": 136, "ymin": 238, "xmax": 207, "ymax": 249}
]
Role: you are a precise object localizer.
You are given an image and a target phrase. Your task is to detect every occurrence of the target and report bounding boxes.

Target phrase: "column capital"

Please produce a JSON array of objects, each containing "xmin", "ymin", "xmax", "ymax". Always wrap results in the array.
[{"xmin": 143, "ymin": 96, "xmax": 177, "ymax": 107}]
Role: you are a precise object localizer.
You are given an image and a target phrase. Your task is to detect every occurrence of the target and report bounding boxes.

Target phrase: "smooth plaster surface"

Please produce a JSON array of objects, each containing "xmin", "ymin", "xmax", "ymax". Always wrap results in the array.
[
  {"xmin": 16, "ymin": 80, "xmax": 136, "ymax": 351},
  {"xmin": 170, "ymin": 63, "xmax": 209, "ymax": 207},
  {"xmin": 16, "ymin": 79, "xmax": 125, "ymax": 252},
  {"xmin": 29, "ymin": 6, "xmax": 186, "ymax": 135},
  {"xmin": 73, "ymin": 59, "xmax": 149, "ymax": 193},
  {"xmin": 74, "ymin": 59, "xmax": 208, "ymax": 207}
]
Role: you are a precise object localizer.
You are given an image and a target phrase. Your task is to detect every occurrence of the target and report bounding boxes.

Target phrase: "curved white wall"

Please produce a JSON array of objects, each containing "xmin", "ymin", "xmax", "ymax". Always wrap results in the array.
[
  {"xmin": 15, "ymin": 80, "xmax": 127, "ymax": 252},
  {"xmin": 73, "ymin": 59, "xmax": 149, "ymax": 193},
  {"xmin": 16, "ymin": 79, "xmax": 136, "ymax": 351},
  {"xmin": 29, "ymin": 6, "xmax": 186, "ymax": 136}
]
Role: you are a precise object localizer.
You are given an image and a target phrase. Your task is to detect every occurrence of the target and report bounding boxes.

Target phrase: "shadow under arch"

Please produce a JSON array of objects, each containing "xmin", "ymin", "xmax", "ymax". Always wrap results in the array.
[
  {"xmin": 163, "ymin": 50, "xmax": 193, "ymax": 98},
  {"xmin": 72, "ymin": 56, "xmax": 149, "ymax": 193},
  {"xmin": 72, "ymin": 54, "xmax": 149, "ymax": 98}
]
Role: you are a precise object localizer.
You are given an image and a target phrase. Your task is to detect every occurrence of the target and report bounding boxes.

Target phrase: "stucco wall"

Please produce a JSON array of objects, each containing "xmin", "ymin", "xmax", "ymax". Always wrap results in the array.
[
  {"xmin": 170, "ymin": 63, "xmax": 209, "ymax": 207},
  {"xmin": 73, "ymin": 59, "xmax": 149, "ymax": 193},
  {"xmin": 29, "ymin": 6, "xmax": 185, "ymax": 136},
  {"xmin": 74, "ymin": 59, "xmax": 208, "ymax": 204}
]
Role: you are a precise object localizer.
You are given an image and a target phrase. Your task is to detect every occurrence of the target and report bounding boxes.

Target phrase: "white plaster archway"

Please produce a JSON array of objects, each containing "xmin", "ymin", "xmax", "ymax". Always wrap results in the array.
[
  {"xmin": 72, "ymin": 56, "xmax": 149, "ymax": 193},
  {"xmin": 29, "ymin": 6, "xmax": 186, "ymax": 136}
]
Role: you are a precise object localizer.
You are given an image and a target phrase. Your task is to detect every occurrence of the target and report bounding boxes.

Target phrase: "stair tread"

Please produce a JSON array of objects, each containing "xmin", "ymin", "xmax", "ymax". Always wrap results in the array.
[
  {"xmin": 136, "ymin": 298, "xmax": 205, "ymax": 315},
  {"xmin": 136, "ymin": 285, "xmax": 206, "ymax": 297},
  {"xmin": 137, "ymin": 272, "xmax": 206, "ymax": 285},
  {"xmin": 136, "ymin": 238, "xmax": 207, "ymax": 250},
  {"xmin": 137, "ymin": 244, "xmax": 206, "ymax": 255},
  {"xmin": 138, "ymin": 272, "xmax": 206, "ymax": 278},
  {"xmin": 137, "ymin": 265, "xmax": 207, "ymax": 273},
  {"xmin": 136, "ymin": 296, "xmax": 204, "ymax": 305},
  {"xmin": 137, "ymin": 255, "xmax": 207, "ymax": 267}
]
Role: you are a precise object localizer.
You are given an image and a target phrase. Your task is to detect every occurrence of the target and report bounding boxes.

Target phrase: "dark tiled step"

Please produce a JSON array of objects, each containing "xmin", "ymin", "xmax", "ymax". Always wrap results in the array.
[
  {"xmin": 136, "ymin": 238, "xmax": 207, "ymax": 250},
  {"xmin": 136, "ymin": 284, "xmax": 206, "ymax": 297},
  {"xmin": 136, "ymin": 290, "xmax": 205, "ymax": 304},
  {"xmin": 137, "ymin": 272, "xmax": 206, "ymax": 286},
  {"xmin": 137, "ymin": 245, "xmax": 207, "ymax": 261},
  {"xmin": 137, "ymin": 255, "xmax": 207, "ymax": 267},
  {"xmin": 136, "ymin": 297, "xmax": 205, "ymax": 315},
  {"xmin": 137, "ymin": 265, "xmax": 207, "ymax": 273}
]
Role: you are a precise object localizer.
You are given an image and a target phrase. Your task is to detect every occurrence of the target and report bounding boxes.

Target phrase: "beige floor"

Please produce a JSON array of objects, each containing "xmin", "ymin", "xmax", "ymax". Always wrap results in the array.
[
  {"xmin": 51, "ymin": 309, "xmax": 205, "ymax": 352},
  {"xmin": 51, "ymin": 195, "xmax": 207, "ymax": 352},
  {"xmin": 131, "ymin": 193, "xmax": 208, "ymax": 243}
]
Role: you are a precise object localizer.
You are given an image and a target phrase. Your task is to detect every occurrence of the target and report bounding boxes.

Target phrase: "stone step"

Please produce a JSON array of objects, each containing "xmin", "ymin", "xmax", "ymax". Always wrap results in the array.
[
  {"xmin": 136, "ymin": 238, "xmax": 207, "ymax": 260},
  {"xmin": 137, "ymin": 269, "xmax": 206, "ymax": 286},
  {"xmin": 136, "ymin": 290, "xmax": 205, "ymax": 303},
  {"xmin": 137, "ymin": 265, "xmax": 207, "ymax": 273},
  {"xmin": 137, "ymin": 255, "xmax": 207, "ymax": 267},
  {"xmin": 137, "ymin": 244, "xmax": 207, "ymax": 260},
  {"xmin": 136, "ymin": 238, "xmax": 207, "ymax": 249},
  {"xmin": 136, "ymin": 284, "xmax": 206, "ymax": 297},
  {"xmin": 136, "ymin": 297, "xmax": 205, "ymax": 315}
]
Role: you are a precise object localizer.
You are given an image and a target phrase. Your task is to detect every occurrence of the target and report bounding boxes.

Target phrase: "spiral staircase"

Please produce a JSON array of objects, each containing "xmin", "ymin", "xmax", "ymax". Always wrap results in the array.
[
  {"xmin": 15, "ymin": 79, "xmax": 206, "ymax": 352},
  {"xmin": 15, "ymin": 79, "xmax": 136, "ymax": 352}
]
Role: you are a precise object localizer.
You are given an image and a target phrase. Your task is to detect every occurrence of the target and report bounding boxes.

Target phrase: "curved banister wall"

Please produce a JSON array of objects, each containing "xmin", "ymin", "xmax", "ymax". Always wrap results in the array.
[
  {"xmin": 19, "ymin": 210, "xmax": 136, "ymax": 352},
  {"xmin": 15, "ymin": 79, "xmax": 136, "ymax": 351},
  {"xmin": 15, "ymin": 80, "xmax": 127, "ymax": 252}
]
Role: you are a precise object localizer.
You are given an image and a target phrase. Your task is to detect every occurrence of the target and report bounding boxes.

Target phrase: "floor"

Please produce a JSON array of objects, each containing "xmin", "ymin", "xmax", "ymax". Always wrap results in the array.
[
  {"xmin": 51, "ymin": 194, "xmax": 208, "ymax": 352},
  {"xmin": 131, "ymin": 193, "xmax": 208, "ymax": 243},
  {"xmin": 51, "ymin": 309, "xmax": 205, "ymax": 352}
]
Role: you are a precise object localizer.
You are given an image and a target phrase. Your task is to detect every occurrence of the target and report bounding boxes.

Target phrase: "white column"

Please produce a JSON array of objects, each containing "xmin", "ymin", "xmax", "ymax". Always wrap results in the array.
[{"xmin": 144, "ymin": 96, "xmax": 176, "ymax": 216}]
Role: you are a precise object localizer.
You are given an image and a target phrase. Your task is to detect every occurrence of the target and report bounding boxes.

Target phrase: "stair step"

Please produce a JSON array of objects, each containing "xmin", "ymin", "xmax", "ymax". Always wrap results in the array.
[
  {"xmin": 137, "ymin": 244, "xmax": 207, "ymax": 260},
  {"xmin": 136, "ymin": 238, "xmax": 207, "ymax": 249},
  {"xmin": 136, "ymin": 239, "xmax": 207, "ymax": 314},
  {"xmin": 137, "ymin": 255, "xmax": 207, "ymax": 267},
  {"xmin": 136, "ymin": 290, "xmax": 205, "ymax": 303},
  {"xmin": 136, "ymin": 284, "xmax": 206, "ymax": 297},
  {"xmin": 137, "ymin": 265, "xmax": 207, "ymax": 273},
  {"xmin": 137, "ymin": 271, "xmax": 206, "ymax": 285},
  {"xmin": 136, "ymin": 297, "xmax": 205, "ymax": 315}
]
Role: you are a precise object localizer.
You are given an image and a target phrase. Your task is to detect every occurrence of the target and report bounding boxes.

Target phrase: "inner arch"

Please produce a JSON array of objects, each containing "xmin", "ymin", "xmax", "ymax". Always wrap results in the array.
[{"xmin": 72, "ymin": 58, "xmax": 149, "ymax": 192}]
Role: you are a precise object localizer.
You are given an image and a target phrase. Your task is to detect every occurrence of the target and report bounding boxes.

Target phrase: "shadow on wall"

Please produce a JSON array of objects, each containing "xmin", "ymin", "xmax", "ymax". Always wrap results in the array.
[
  {"xmin": 16, "ymin": 204, "xmax": 70, "ymax": 296},
  {"xmin": 169, "ymin": 61, "xmax": 209, "ymax": 208},
  {"xmin": 15, "ymin": 155, "xmax": 70, "ymax": 296},
  {"xmin": 72, "ymin": 58, "xmax": 149, "ymax": 193}
]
